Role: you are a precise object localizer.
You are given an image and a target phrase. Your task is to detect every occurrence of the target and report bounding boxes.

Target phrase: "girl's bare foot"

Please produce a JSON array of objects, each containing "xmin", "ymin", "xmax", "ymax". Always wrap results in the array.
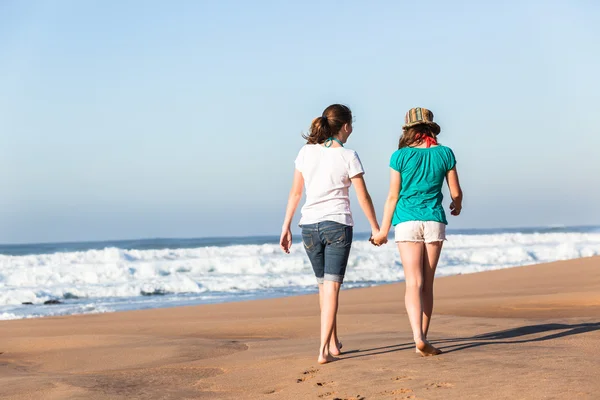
[
  {"xmin": 329, "ymin": 340, "xmax": 342, "ymax": 356},
  {"xmin": 415, "ymin": 339, "xmax": 426, "ymax": 353},
  {"xmin": 318, "ymin": 353, "xmax": 338, "ymax": 364},
  {"xmin": 415, "ymin": 340, "xmax": 442, "ymax": 357}
]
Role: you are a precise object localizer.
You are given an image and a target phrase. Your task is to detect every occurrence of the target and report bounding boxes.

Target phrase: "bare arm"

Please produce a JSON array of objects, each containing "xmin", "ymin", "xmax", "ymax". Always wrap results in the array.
[
  {"xmin": 378, "ymin": 168, "xmax": 401, "ymax": 238},
  {"xmin": 280, "ymin": 169, "xmax": 304, "ymax": 253},
  {"xmin": 446, "ymin": 166, "xmax": 463, "ymax": 216},
  {"xmin": 350, "ymin": 173, "xmax": 380, "ymax": 235}
]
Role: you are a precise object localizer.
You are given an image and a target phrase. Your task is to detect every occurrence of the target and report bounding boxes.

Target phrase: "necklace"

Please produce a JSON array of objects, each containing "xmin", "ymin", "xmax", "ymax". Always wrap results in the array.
[{"xmin": 324, "ymin": 137, "xmax": 344, "ymax": 148}]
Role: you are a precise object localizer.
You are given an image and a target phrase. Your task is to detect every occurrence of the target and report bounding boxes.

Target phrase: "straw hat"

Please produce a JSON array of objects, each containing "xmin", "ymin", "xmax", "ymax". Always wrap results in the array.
[{"xmin": 402, "ymin": 107, "xmax": 441, "ymax": 134}]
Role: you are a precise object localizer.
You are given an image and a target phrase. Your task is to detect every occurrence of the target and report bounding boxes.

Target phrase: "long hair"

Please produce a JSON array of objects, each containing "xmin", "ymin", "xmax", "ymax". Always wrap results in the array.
[
  {"xmin": 398, "ymin": 124, "xmax": 441, "ymax": 149},
  {"xmin": 303, "ymin": 104, "xmax": 352, "ymax": 144}
]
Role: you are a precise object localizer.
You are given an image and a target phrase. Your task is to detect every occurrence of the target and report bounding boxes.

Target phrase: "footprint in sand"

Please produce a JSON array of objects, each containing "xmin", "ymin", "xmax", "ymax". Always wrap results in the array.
[
  {"xmin": 316, "ymin": 381, "xmax": 333, "ymax": 387},
  {"xmin": 392, "ymin": 375, "xmax": 414, "ymax": 381},
  {"xmin": 426, "ymin": 382, "xmax": 455, "ymax": 389},
  {"xmin": 318, "ymin": 392, "xmax": 335, "ymax": 398},
  {"xmin": 296, "ymin": 367, "xmax": 319, "ymax": 383},
  {"xmin": 332, "ymin": 396, "xmax": 365, "ymax": 400},
  {"xmin": 379, "ymin": 388, "xmax": 414, "ymax": 396}
]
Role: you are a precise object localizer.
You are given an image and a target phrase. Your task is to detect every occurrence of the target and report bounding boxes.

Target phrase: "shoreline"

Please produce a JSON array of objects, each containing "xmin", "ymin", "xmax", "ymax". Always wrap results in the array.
[{"xmin": 1, "ymin": 256, "xmax": 599, "ymax": 399}]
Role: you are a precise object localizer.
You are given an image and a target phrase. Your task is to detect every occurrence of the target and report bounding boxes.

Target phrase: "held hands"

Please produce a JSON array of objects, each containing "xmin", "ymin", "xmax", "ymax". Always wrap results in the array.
[
  {"xmin": 279, "ymin": 228, "xmax": 292, "ymax": 254},
  {"xmin": 370, "ymin": 228, "xmax": 388, "ymax": 247}
]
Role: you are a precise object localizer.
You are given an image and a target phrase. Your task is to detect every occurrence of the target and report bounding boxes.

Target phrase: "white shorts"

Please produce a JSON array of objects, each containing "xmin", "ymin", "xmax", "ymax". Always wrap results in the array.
[{"xmin": 394, "ymin": 221, "xmax": 446, "ymax": 243}]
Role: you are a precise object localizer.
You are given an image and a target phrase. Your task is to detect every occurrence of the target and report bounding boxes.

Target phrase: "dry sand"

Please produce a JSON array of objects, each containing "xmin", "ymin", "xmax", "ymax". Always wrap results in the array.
[{"xmin": 1, "ymin": 256, "xmax": 599, "ymax": 399}]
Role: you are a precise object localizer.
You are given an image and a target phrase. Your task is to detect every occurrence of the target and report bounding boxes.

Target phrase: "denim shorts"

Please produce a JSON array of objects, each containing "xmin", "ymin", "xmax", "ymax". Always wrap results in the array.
[{"xmin": 301, "ymin": 221, "xmax": 353, "ymax": 284}]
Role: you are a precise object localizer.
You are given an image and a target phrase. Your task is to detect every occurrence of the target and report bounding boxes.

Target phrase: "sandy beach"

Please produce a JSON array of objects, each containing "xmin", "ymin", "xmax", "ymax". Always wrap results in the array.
[{"xmin": 1, "ymin": 256, "xmax": 599, "ymax": 400}]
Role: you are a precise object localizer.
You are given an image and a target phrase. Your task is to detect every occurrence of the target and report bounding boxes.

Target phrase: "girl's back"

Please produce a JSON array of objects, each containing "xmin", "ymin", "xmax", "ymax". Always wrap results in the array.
[
  {"xmin": 390, "ymin": 145, "xmax": 456, "ymax": 225},
  {"xmin": 296, "ymin": 144, "xmax": 363, "ymax": 226}
]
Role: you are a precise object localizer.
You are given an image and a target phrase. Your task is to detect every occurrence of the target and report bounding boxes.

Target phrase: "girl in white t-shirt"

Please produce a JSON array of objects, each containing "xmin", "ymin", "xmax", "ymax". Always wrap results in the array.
[{"xmin": 280, "ymin": 104, "xmax": 383, "ymax": 364}]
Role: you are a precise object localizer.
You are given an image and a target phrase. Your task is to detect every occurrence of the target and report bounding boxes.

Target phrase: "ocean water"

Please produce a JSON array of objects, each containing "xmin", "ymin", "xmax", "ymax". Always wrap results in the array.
[{"xmin": 1, "ymin": 226, "xmax": 599, "ymax": 320}]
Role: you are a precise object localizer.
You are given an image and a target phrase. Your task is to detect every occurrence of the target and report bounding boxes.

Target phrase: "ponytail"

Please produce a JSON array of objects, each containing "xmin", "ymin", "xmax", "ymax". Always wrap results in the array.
[{"xmin": 304, "ymin": 116, "xmax": 332, "ymax": 144}]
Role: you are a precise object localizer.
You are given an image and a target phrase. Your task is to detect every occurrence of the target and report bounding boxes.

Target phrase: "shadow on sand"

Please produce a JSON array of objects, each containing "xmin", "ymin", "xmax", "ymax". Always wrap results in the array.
[{"xmin": 341, "ymin": 322, "xmax": 600, "ymax": 359}]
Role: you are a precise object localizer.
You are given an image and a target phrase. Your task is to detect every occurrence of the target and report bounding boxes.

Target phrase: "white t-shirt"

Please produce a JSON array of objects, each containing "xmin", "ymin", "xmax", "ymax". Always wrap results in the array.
[{"xmin": 294, "ymin": 144, "xmax": 365, "ymax": 227}]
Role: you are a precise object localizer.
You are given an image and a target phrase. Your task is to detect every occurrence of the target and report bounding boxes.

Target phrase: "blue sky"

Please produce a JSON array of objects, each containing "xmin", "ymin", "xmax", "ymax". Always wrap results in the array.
[{"xmin": 1, "ymin": 0, "xmax": 599, "ymax": 243}]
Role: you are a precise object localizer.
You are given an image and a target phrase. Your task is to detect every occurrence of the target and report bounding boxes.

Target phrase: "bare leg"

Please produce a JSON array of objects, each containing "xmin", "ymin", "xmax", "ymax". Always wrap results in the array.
[
  {"xmin": 318, "ymin": 281, "xmax": 341, "ymax": 364},
  {"xmin": 422, "ymin": 241, "xmax": 443, "ymax": 338},
  {"xmin": 398, "ymin": 242, "xmax": 442, "ymax": 357},
  {"xmin": 318, "ymin": 284, "xmax": 341, "ymax": 355}
]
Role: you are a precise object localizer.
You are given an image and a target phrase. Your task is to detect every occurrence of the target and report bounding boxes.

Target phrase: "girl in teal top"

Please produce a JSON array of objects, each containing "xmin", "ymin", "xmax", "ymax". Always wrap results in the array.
[
  {"xmin": 373, "ymin": 107, "xmax": 463, "ymax": 357},
  {"xmin": 389, "ymin": 145, "xmax": 456, "ymax": 225}
]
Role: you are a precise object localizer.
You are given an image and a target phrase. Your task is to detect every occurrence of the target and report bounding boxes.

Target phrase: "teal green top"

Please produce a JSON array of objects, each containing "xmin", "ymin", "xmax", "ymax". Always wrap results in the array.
[{"xmin": 389, "ymin": 145, "xmax": 456, "ymax": 225}]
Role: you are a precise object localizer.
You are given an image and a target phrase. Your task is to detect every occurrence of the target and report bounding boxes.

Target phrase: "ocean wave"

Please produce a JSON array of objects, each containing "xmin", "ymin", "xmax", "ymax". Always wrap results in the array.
[{"xmin": 0, "ymin": 231, "xmax": 599, "ymax": 318}]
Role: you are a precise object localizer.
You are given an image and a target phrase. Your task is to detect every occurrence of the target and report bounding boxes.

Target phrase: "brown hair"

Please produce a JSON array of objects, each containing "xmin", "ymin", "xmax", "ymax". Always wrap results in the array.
[
  {"xmin": 303, "ymin": 104, "xmax": 352, "ymax": 144},
  {"xmin": 398, "ymin": 124, "xmax": 441, "ymax": 149}
]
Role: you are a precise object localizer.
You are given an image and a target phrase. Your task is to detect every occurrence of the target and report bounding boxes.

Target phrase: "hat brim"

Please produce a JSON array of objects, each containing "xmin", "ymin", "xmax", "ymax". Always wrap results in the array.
[{"xmin": 402, "ymin": 121, "xmax": 441, "ymax": 134}]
